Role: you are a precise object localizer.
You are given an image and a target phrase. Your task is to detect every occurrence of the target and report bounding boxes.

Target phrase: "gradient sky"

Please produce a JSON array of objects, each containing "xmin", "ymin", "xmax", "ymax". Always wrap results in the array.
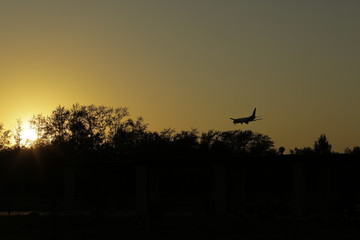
[{"xmin": 1, "ymin": 0, "xmax": 359, "ymax": 152}]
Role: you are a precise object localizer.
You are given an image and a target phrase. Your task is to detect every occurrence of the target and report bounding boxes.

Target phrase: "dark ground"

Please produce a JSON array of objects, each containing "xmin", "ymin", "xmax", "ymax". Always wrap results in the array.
[{"xmin": 1, "ymin": 215, "xmax": 360, "ymax": 240}]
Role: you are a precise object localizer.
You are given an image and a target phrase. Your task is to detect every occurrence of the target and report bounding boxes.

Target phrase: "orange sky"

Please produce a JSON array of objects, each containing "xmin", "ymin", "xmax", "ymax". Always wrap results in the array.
[{"xmin": 1, "ymin": 1, "xmax": 360, "ymax": 152}]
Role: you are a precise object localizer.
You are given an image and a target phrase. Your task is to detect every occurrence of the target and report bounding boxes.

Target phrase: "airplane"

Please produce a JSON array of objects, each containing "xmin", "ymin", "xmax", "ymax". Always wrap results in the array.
[{"xmin": 230, "ymin": 108, "xmax": 263, "ymax": 124}]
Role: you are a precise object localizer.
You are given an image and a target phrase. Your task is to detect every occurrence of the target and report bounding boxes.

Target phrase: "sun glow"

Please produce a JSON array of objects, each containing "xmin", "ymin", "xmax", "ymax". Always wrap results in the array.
[{"xmin": 20, "ymin": 123, "xmax": 38, "ymax": 147}]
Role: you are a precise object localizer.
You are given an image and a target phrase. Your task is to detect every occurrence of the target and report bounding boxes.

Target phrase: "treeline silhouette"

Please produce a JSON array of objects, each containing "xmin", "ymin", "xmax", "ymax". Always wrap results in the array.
[
  {"xmin": 0, "ymin": 104, "xmax": 277, "ymax": 157},
  {"xmin": 1, "ymin": 104, "xmax": 359, "ymax": 157},
  {"xmin": 1, "ymin": 104, "xmax": 360, "ymax": 223}
]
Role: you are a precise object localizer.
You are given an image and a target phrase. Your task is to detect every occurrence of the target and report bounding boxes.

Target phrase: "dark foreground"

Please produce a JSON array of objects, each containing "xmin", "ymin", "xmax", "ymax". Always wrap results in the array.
[{"xmin": 1, "ymin": 215, "xmax": 360, "ymax": 240}]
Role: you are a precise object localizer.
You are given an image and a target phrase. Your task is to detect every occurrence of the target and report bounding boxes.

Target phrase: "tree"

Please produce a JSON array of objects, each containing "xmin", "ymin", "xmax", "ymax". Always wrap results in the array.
[
  {"xmin": 0, "ymin": 123, "xmax": 11, "ymax": 150},
  {"xmin": 313, "ymin": 134, "xmax": 332, "ymax": 155},
  {"xmin": 289, "ymin": 134, "xmax": 332, "ymax": 155},
  {"xmin": 345, "ymin": 146, "xmax": 360, "ymax": 155},
  {"xmin": 278, "ymin": 146, "xmax": 285, "ymax": 155},
  {"xmin": 289, "ymin": 147, "xmax": 314, "ymax": 155},
  {"xmin": 1, "ymin": 104, "xmax": 279, "ymax": 157},
  {"xmin": 199, "ymin": 130, "xmax": 220, "ymax": 154},
  {"xmin": 216, "ymin": 130, "xmax": 252, "ymax": 155},
  {"xmin": 209, "ymin": 130, "xmax": 275, "ymax": 156},
  {"xmin": 172, "ymin": 128, "xmax": 199, "ymax": 155},
  {"xmin": 28, "ymin": 104, "xmax": 130, "ymax": 151},
  {"xmin": 13, "ymin": 119, "xmax": 22, "ymax": 148},
  {"xmin": 107, "ymin": 106, "xmax": 129, "ymax": 144},
  {"xmin": 112, "ymin": 116, "xmax": 150, "ymax": 155},
  {"xmin": 48, "ymin": 105, "xmax": 71, "ymax": 145},
  {"xmin": 248, "ymin": 133, "xmax": 275, "ymax": 155},
  {"xmin": 30, "ymin": 114, "xmax": 51, "ymax": 146}
]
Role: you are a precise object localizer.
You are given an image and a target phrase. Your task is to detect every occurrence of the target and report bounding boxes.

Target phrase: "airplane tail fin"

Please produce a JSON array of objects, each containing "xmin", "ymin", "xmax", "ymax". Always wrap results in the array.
[{"xmin": 252, "ymin": 108, "xmax": 256, "ymax": 117}]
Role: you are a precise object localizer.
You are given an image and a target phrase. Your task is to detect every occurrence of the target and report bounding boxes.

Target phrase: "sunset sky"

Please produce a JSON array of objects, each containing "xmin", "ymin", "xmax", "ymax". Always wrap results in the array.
[{"xmin": 1, "ymin": 0, "xmax": 359, "ymax": 152}]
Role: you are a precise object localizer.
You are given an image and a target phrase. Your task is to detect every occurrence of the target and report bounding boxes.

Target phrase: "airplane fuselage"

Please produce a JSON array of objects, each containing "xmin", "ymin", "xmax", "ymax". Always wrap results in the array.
[
  {"xmin": 231, "ymin": 116, "xmax": 255, "ymax": 124},
  {"xmin": 230, "ymin": 108, "xmax": 259, "ymax": 125}
]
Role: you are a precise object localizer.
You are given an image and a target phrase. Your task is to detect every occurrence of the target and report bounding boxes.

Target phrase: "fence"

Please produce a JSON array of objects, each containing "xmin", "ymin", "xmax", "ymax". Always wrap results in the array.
[{"xmin": 1, "ymin": 154, "xmax": 360, "ymax": 218}]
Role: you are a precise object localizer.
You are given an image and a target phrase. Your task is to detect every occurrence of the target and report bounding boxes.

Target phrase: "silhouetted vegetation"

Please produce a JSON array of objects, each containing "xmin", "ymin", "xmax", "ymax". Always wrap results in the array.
[
  {"xmin": 289, "ymin": 146, "xmax": 314, "ymax": 155},
  {"xmin": 0, "ymin": 105, "xmax": 358, "ymax": 158},
  {"xmin": 290, "ymin": 134, "xmax": 333, "ymax": 155},
  {"xmin": 278, "ymin": 146, "xmax": 285, "ymax": 155},
  {"xmin": 0, "ymin": 104, "xmax": 277, "ymax": 158},
  {"xmin": 0, "ymin": 123, "xmax": 10, "ymax": 150},
  {"xmin": 313, "ymin": 134, "xmax": 332, "ymax": 154},
  {"xmin": 1, "ymin": 104, "xmax": 360, "ymax": 227},
  {"xmin": 345, "ymin": 146, "xmax": 360, "ymax": 155},
  {"xmin": 13, "ymin": 119, "xmax": 23, "ymax": 149}
]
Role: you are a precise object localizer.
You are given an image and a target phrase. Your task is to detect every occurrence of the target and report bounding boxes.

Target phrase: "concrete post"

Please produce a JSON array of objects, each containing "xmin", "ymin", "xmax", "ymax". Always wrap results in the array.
[
  {"xmin": 320, "ymin": 164, "xmax": 332, "ymax": 218},
  {"xmin": 233, "ymin": 164, "xmax": 245, "ymax": 216},
  {"xmin": 148, "ymin": 166, "xmax": 160, "ymax": 207},
  {"xmin": 64, "ymin": 167, "xmax": 74, "ymax": 213},
  {"xmin": 214, "ymin": 164, "xmax": 227, "ymax": 215},
  {"xmin": 136, "ymin": 164, "xmax": 148, "ymax": 215},
  {"xmin": 292, "ymin": 162, "xmax": 304, "ymax": 218}
]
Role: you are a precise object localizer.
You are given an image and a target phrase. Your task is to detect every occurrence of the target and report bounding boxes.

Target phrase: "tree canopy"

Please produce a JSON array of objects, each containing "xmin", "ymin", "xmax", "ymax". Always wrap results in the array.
[
  {"xmin": 290, "ymin": 134, "xmax": 333, "ymax": 155},
  {"xmin": 1, "ymin": 104, "xmax": 357, "ymax": 159},
  {"xmin": 0, "ymin": 104, "xmax": 277, "ymax": 159}
]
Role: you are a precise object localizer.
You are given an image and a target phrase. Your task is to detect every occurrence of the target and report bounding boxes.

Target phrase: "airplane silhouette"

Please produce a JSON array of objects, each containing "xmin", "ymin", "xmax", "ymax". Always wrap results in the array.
[{"xmin": 230, "ymin": 108, "xmax": 263, "ymax": 124}]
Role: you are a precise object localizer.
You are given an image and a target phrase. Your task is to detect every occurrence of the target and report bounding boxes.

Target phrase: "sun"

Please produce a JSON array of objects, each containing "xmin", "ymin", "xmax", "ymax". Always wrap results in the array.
[
  {"xmin": 20, "ymin": 125, "xmax": 38, "ymax": 146},
  {"xmin": 22, "ymin": 128, "xmax": 38, "ymax": 142}
]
